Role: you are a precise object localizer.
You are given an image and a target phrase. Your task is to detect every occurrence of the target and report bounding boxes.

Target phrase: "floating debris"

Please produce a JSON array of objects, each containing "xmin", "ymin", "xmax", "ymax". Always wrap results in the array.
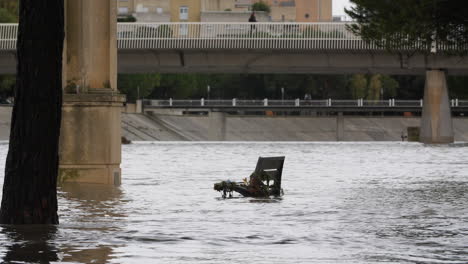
[
  {"xmin": 121, "ymin": 136, "xmax": 132, "ymax": 144},
  {"xmin": 214, "ymin": 156, "xmax": 285, "ymax": 198}
]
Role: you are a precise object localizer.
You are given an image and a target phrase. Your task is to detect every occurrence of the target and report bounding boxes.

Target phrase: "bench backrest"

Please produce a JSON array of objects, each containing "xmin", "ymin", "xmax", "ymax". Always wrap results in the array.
[{"xmin": 254, "ymin": 156, "xmax": 285, "ymax": 189}]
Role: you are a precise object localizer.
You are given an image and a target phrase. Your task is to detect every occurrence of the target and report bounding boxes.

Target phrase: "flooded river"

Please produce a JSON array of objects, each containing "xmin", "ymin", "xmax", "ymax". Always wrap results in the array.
[{"xmin": 0, "ymin": 142, "xmax": 467, "ymax": 263}]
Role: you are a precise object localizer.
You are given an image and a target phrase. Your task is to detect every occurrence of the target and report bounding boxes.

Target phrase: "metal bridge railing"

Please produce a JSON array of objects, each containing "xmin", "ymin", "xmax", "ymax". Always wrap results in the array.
[
  {"xmin": 1, "ymin": 22, "xmax": 465, "ymax": 52},
  {"xmin": 0, "ymin": 24, "xmax": 17, "ymax": 50},
  {"xmin": 142, "ymin": 99, "xmax": 468, "ymax": 108},
  {"xmin": 117, "ymin": 22, "xmax": 376, "ymax": 50}
]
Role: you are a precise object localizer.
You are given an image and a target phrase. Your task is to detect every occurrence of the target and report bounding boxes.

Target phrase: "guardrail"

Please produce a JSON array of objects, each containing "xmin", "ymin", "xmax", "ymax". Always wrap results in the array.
[
  {"xmin": 1, "ymin": 22, "xmax": 466, "ymax": 51},
  {"xmin": 142, "ymin": 99, "xmax": 468, "ymax": 108},
  {"xmin": 0, "ymin": 24, "xmax": 17, "ymax": 50}
]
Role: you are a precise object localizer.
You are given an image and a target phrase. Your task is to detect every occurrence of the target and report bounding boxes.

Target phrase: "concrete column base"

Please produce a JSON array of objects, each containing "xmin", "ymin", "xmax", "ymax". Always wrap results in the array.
[
  {"xmin": 59, "ymin": 165, "xmax": 121, "ymax": 185},
  {"xmin": 420, "ymin": 70, "xmax": 454, "ymax": 144},
  {"xmin": 59, "ymin": 93, "xmax": 126, "ymax": 185}
]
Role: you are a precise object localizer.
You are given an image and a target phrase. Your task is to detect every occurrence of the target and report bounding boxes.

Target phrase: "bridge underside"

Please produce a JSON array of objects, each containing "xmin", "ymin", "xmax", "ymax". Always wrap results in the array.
[
  {"xmin": 120, "ymin": 50, "xmax": 468, "ymax": 75},
  {"xmin": 1, "ymin": 50, "xmax": 468, "ymax": 75}
]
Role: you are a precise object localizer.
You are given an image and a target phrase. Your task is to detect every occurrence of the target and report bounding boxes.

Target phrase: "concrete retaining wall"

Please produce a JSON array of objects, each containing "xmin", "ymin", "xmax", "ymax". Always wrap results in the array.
[
  {"xmin": 124, "ymin": 113, "xmax": 468, "ymax": 142},
  {"xmin": 1, "ymin": 106, "xmax": 468, "ymax": 141}
]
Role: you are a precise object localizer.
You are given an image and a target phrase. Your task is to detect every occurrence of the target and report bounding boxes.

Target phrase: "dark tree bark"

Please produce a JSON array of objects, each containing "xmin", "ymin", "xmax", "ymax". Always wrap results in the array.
[{"xmin": 0, "ymin": 0, "xmax": 64, "ymax": 224}]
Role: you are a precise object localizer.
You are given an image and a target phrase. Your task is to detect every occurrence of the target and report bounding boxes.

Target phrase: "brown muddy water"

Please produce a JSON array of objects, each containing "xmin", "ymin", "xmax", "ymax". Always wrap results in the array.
[{"xmin": 0, "ymin": 142, "xmax": 467, "ymax": 263}]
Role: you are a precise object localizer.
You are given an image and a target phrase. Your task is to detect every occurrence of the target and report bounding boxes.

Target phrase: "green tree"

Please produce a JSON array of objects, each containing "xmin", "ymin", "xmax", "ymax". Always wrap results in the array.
[
  {"xmin": 118, "ymin": 74, "xmax": 160, "ymax": 102},
  {"xmin": 367, "ymin": 74, "xmax": 382, "ymax": 100},
  {"xmin": 0, "ymin": 8, "xmax": 16, "ymax": 23},
  {"xmin": 346, "ymin": 0, "xmax": 468, "ymax": 54},
  {"xmin": 0, "ymin": 74, "xmax": 15, "ymax": 99},
  {"xmin": 0, "ymin": 0, "xmax": 18, "ymax": 22},
  {"xmin": 349, "ymin": 74, "xmax": 368, "ymax": 99},
  {"xmin": 381, "ymin": 75, "xmax": 399, "ymax": 98},
  {"xmin": 252, "ymin": 1, "xmax": 271, "ymax": 13},
  {"xmin": 117, "ymin": 15, "xmax": 136, "ymax": 22}
]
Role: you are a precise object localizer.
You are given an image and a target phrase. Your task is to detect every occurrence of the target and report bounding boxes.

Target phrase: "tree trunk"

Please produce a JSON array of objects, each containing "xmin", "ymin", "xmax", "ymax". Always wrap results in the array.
[{"xmin": 0, "ymin": 0, "xmax": 64, "ymax": 224}]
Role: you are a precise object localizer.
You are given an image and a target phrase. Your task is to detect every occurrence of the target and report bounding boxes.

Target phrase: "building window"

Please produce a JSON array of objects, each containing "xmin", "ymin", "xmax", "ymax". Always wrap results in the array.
[
  {"xmin": 118, "ymin": 7, "xmax": 129, "ymax": 15},
  {"xmin": 136, "ymin": 4, "xmax": 149, "ymax": 13},
  {"xmin": 179, "ymin": 6, "xmax": 189, "ymax": 20}
]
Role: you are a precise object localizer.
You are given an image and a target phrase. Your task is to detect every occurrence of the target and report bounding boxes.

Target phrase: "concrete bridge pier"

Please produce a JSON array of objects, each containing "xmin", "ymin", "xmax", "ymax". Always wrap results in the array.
[
  {"xmin": 336, "ymin": 112, "xmax": 345, "ymax": 141},
  {"xmin": 209, "ymin": 112, "xmax": 226, "ymax": 141},
  {"xmin": 59, "ymin": 0, "xmax": 125, "ymax": 185},
  {"xmin": 420, "ymin": 70, "xmax": 454, "ymax": 144}
]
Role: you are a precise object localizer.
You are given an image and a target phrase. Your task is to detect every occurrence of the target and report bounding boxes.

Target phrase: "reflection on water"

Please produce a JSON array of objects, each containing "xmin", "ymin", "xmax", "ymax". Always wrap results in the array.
[
  {"xmin": 1, "ymin": 225, "xmax": 58, "ymax": 263},
  {"xmin": 0, "ymin": 183, "xmax": 125, "ymax": 264},
  {"xmin": 57, "ymin": 183, "xmax": 125, "ymax": 264},
  {"xmin": 0, "ymin": 142, "xmax": 468, "ymax": 263}
]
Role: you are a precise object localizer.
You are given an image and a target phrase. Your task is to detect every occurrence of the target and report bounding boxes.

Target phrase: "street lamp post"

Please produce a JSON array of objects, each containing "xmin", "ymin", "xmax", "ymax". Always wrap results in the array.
[{"xmin": 281, "ymin": 87, "xmax": 285, "ymax": 103}]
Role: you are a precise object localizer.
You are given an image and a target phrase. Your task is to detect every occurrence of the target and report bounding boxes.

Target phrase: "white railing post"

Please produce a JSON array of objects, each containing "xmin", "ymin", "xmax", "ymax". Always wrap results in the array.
[
  {"xmin": 420, "ymin": 99, "xmax": 423, "ymax": 107},
  {"xmin": 201, "ymin": 98, "xmax": 205, "ymax": 106},
  {"xmin": 169, "ymin": 98, "xmax": 173, "ymax": 106},
  {"xmin": 328, "ymin": 98, "xmax": 332, "ymax": 107},
  {"xmin": 232, "ymin": 98, "xmax": 236, "ymax": 106},
  {"xmin": 451, "ymin": 99, "xmax": 455, "ymax": 107},
  {"xmin": 388, "ymin": 99, "xmax": 392, "ymax": 107},
  {"xmin": 392, "ymin": 99, "xmax": 395, "ymax": 107},
  {"xmin": 264, "ymin": 98, "xmax": 268, "ymax": 106},
  {"xmin": 456, "ymin": 98, "xmax": 459, "ymax": 107},
  {"xmin": 295, "ymin": 98, "xmax": 300, "ymax": 107}
]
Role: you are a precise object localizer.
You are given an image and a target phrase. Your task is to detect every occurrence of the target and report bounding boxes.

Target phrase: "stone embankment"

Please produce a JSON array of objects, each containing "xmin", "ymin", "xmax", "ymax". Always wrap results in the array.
[{"xmin": 1, "ymin": 106, "xmax": 468, "ymax": 141}]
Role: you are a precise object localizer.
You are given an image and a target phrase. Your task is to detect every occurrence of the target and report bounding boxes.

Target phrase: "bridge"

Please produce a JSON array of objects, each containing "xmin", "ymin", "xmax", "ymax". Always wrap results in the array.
[
  {"xmin": 1, "ymin": 23, "xmax": 468, "ymax": 75},
  {"xmin": 1, "ymin": 4, "xmax": 467, "ymax": 184}
]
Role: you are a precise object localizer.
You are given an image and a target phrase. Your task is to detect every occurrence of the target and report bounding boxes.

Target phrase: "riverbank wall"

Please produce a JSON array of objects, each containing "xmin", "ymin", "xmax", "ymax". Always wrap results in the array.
[
  {"xmin": 1, "ymin": 106, "xmax": 468, "ymax": 141},
  {"xmin": 124, "ymin": 112, "xmax": 468, "ymax": 141}
]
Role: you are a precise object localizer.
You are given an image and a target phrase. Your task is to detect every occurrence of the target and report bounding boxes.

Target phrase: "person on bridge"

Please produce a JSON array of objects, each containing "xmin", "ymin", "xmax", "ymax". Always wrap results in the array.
[
  {"xmin": 249, "ymin": 12, "xmax": 257, "ymax": 34},
  {"xmin": 249, "ymin": 12, "xmax": 257, "ymax": 23}
]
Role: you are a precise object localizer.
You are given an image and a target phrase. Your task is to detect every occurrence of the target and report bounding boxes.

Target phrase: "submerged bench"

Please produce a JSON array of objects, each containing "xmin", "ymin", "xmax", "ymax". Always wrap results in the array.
[{"xmin": 214, "ymin": 156, "xmax": 285, "ymax": 198}]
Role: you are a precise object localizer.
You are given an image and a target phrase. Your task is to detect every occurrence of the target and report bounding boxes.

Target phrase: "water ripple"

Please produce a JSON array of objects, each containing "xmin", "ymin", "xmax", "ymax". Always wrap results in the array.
[{"xmin": 0, "ymin": 142, "xmax": 467, "ymax": 263}]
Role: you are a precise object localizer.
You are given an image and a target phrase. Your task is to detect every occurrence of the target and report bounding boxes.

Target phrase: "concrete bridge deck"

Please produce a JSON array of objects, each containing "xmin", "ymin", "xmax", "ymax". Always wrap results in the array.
[{"xmin": 1, "ymin": 23, "xmax": 468, "ymax": 75}]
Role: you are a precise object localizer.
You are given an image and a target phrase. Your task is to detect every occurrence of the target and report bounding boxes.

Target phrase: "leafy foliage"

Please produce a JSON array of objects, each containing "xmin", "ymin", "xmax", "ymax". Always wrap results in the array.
[
  {"xmin": 0, "ymin": 75, "xmax": 15, "ymax": 100},
  {"xmin": 0, "ymin": 8, "xmax": 16, "ymax": 23},
  {"xmin": 117, "ymin": 15, "xmax": 136, "ymax": 23},
  {"xmin": 0, "ymin": 0, "xmax": 18, "ymax": 22},
  {"xmin": 346, "ymin": 0, "xmax": 468, "ymax": 54},
  {"xmin": 118, "ymin": 74, "xmax": 161, "ymax": 102},
  {"xmin": 117, "ymin": 73, "xmax": 411, "ymax": 102},
  {"xmin": 252, "ymin": 1, "xmax": 271, "ymax": 13}
]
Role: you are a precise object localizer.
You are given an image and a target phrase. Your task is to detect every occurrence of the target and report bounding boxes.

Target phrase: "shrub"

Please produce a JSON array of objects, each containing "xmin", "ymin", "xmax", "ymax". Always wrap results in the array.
[
  {"xmin": 117, "ymin": 15, "xmax": 136, "ymax": 23},
  {"xmin": 252, "ymin": 1, "xmax": 271, "ymax": 13}
]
